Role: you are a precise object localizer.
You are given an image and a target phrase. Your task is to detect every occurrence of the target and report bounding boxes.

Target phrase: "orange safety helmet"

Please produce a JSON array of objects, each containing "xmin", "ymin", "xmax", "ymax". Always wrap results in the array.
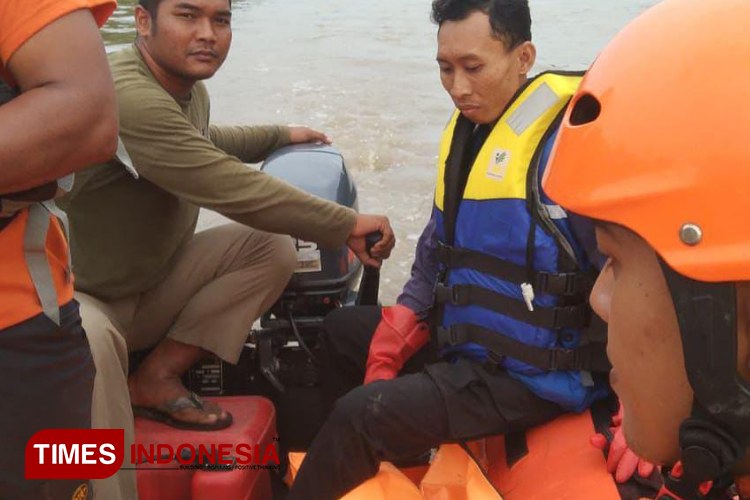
[{"xmin": 542, "ymin": 0, "xmax": 750, "ymax": 283}]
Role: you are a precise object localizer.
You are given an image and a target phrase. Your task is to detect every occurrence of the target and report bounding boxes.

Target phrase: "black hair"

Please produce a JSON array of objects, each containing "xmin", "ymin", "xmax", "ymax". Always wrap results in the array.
[
  {"xmin": 138, "ymin": 0, "xmax": 232, "ymax": 19},
  {"xmin": 431, "ymin": 0, "xmax": 531, "ymax": 48},
  {"xmin": 138, "ymin": 0, "xmax": 163, "ymax": 18}
]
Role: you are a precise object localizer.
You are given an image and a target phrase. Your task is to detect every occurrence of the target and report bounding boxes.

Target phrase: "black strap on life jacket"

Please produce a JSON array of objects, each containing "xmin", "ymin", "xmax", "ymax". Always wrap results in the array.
[
  {"xmin": 430, "ymin": 113, "xmax": 491, "ymax": 341},
  {"xmin": 434, "ymin": 283, "xmax": 590, "ymax": 330},
  {"xmin": 503, "ymin": 431, "xmax": 529, "ymax": 468},
  {"xmin": 442, "ymin": 113, "xmax": 478, "ymax": 248},
  {"xmin": 436, "ymin": 243, "xmax": 595, "ymax": 296},
  {"xmin": 437, "ymin": 323, "xmax": 611, "ymax": 372}
]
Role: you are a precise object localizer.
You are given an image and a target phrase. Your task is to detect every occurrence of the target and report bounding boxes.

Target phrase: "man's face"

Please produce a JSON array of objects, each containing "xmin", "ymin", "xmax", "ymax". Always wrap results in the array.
[
  {"xmin": 589, "ymin": 223, "xmax": 693, "ymax": 464},
  {"xmin": 138, "ymin": 0, "xmax": 232, "ymax": 82},
  {"xmin": 436, "ymin": 10, "xmax": 534, "ymax": 125}
]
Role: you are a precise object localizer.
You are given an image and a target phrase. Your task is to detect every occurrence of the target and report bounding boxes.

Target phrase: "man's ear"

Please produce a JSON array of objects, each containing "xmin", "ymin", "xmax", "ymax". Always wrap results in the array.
[
  {"xmin": 735, "ymin": 282, "xmax": 750, "ymax": 382},
  {"xmin": 134, "ymin": 5, "xmax": 153, "ymax": 38},
  {"xmin": 516, "ymin": 41, "xmax": 536, "ymax": 75}
]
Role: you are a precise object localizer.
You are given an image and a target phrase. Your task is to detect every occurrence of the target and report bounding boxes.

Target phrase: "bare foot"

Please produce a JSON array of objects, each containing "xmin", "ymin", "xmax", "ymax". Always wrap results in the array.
[
  {"xmin": 128, "ymin": 339, "xmax": 230, "ymax": 427},
  {"xmin": 128, "ymin": 373, "xmax": 229, "ymax": 427}
]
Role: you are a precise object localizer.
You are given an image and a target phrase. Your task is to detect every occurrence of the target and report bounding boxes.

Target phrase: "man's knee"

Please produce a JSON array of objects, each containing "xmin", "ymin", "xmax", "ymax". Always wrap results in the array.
[
  {"xmin": 328, "ymin": 382, "xmax": 400, "ymax": 446},
  {"xmin": 236, "ymin": 231, "xmax": 297, "ymax": 285},
  {"xmin": 269, "ymin": 233, "xmax": 297, "ymax": 281},
  {"xmin": 327, "ymin": 384, "xmax": 374, "ymax": 431},
  {"xmin": 219, "ymin": 225, "xmax": 296, "ymax": 283}
]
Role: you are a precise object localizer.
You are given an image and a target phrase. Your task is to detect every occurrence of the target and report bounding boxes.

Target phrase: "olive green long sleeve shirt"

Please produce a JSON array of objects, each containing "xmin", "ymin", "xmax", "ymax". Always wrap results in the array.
[{"xmin": 60, "ymin": 45, "xmax": 355, "ymax": 299}]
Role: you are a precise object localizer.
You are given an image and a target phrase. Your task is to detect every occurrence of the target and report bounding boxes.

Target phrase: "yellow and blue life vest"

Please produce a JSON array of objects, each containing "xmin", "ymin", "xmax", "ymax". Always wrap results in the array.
[{"xmin": 433, "ymin": 72, "xmax": 609, "ymax": 411}]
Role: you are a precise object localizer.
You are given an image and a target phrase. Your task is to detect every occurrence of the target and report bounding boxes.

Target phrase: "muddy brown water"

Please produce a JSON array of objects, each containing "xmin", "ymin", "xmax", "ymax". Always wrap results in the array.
[{"xmin": 103, "ymin": 0, "xmax": 659, "ymax": 302}]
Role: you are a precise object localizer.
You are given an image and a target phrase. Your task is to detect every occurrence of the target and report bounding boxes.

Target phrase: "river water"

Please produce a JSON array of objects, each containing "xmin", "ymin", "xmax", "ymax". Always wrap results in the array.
[{"xmin": 102, "ymin": 0, "xmax": 659, "ymax": 302}]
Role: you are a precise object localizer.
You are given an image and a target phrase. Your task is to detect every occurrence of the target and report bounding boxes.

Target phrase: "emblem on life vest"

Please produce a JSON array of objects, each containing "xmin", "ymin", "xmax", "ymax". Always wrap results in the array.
[{"xmin": 487, "ymin": 149, "xmax": 511, "ymax": 180}]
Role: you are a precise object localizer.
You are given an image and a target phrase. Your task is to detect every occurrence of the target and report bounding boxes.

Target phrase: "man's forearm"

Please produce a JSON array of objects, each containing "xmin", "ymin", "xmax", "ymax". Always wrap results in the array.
[
  {"xmin": 218, "ymin": 184, "xmax": 357, "ymax": 248},
  {"xmin": 397, "ymin": 210, "xmax": 441, "ymax": 317},
  {"xmin": 209, "ymin": 124, "xmax": 290, "ymax": 164}
]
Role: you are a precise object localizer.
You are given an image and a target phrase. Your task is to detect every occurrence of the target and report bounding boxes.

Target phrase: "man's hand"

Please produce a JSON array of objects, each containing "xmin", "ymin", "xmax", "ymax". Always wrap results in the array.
[
  {"xmin": 346, "ymin": 214, "xmax": 395, "ymax": 268},
  {"xmin": 591, "ymin": 405, "xmax": 656, "ymax": 483},
  {"xmin": 288, "ymin": 126, "xmax": 331, "ymax": 145}
]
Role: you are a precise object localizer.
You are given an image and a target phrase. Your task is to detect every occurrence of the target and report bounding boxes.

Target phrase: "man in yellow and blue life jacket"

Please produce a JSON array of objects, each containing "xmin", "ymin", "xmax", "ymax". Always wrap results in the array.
[{"xmin": 288, "ymin": 1, "xmax": 661, "ymax": 499}]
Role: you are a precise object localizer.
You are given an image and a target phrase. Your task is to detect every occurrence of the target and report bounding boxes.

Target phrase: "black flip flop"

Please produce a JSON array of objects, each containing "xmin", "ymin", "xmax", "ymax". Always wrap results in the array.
[{"xmin": 133, "ymin": 392, "xmax": 233, "ymax": 431}]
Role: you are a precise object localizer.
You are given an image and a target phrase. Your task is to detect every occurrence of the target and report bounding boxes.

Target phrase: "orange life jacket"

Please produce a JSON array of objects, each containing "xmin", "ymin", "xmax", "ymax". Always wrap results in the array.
[
  {"xmin": 0, "ymin": 197, "xmax": 74, "ymax": 329},
  {"xmin": 288, "ymin": 410, "xmax": 621, "ymax": 499},
  {"xmin": 483, "ymin": 410, "xmax": 620, "ymax": 499}
]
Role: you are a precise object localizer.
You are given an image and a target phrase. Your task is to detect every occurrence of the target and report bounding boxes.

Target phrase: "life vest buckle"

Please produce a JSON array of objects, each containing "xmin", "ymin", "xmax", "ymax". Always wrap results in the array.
[
  {"xmin": 435, "ymin": 241, "xmax": 452, "ymax": 266},
  {"xmin": 436, "ymin": 325, "xmax": 469, "ymax": 347},
  {"xmin": 434, "ymin": 284, "xmax": 470, "ymax": 306},
  {"xmin": 537, "ymin": 271, "xmax": 589, "ymax": 296},
  {"xmin": 549, "ymin": 348, "xmax": 578, "ymax": 371},
  {"xmin": 552, "ymin": 305, "xmax": 591, "ymax": 330}
]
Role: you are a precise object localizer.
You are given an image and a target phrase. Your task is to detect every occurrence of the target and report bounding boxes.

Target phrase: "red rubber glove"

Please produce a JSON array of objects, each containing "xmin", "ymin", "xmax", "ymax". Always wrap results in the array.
[
  {"xmin": 590, "ymin": 405, "xmax": 656, "ymax": 483},
  {"xmin": 364, "ymin": 305, "xmax": 430, "ymax": 384}
]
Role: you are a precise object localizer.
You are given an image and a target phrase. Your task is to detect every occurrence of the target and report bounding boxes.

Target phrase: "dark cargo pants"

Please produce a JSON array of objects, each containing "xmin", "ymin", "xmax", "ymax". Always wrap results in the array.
[
  {"xmin": 0, "ymin": 300, "xmax": 95, "ymax": 500},
  {"xmin": 287, "ymin": 306, "xmax": 564, "ymax": 500}
]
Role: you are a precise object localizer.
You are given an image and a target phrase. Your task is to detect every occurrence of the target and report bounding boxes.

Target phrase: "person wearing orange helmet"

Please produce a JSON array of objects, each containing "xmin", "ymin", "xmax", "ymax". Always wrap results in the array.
[{"xmin": 543, "ymin": 0, "xmax": 750, "ymax": 498}]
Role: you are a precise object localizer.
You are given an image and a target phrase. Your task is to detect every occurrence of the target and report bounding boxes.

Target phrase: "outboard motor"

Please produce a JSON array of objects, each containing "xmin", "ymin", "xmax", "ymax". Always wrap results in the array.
[
  {"xmin": 261, "ymin": 143, "xmax": 362, "ymax": 319},
  {"xmin": 184, "ymin": 144, "xmax": 373, "ymax": 449}
]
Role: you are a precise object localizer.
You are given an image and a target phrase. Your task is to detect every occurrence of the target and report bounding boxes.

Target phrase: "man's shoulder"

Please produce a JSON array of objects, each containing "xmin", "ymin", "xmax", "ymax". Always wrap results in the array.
[
  {"xmin": 108, "ymin": 49, "xmax": 183, "ymax": 128},
  {"xmin": 109, "ymin": 47, "xmax": 166, "ymax": 97},
  {"xmin": 0, "ymin": 0, "xmax": 115, "ymax": 68}
]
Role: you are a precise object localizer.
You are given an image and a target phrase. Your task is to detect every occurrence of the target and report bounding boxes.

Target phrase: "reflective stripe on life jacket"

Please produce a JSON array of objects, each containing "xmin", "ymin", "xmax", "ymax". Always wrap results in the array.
[
  {"xmin": 0, "ymin": 199, "xmax": 74, "ymax": 328},
  {"xmin": 433, "ymin": 71, "xmax": 608, "ymax": 411},
  {"xmin": 23, "ymin": 194, "xmax": 73, "ymax": 325}
]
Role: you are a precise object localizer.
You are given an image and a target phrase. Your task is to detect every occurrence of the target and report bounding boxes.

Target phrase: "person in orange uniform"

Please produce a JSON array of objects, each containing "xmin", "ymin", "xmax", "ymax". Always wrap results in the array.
[
  {"xmin": 0, "ymin": 1, "xmax": 118, "ymax": 498},
  {"xmin": 543, "ymin": 0, "xmax": 750, "ymax": 498}
]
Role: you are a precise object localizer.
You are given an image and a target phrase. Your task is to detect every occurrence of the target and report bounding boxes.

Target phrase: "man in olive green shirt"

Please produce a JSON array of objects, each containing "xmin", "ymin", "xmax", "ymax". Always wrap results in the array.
[{"xmin": 60, "ymin": 0, "xmax": 394, "ymax": 498}]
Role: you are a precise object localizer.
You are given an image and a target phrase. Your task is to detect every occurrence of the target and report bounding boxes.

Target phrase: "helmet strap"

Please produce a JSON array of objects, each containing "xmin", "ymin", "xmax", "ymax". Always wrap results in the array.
[{"xmin": 657, "ymin": 260, "xmax": 750, "ymax": 498}]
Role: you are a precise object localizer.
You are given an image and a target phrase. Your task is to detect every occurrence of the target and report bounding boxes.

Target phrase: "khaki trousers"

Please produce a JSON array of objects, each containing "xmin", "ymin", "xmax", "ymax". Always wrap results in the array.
[{"xmin": 80, "ymin": 223, "xmax": 297, "ymax": 500}]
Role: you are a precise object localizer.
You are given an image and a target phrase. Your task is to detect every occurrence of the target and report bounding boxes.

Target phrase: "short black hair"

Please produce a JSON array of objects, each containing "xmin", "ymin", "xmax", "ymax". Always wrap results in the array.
[
  {"xmin": 138, "ymin": 0, "xmax": 232, "ymax": 19},
  {"xmin": 138, "ymin": 0, "xmax": 163, "ymax": 18},
  {"xmin": 431, "ymin": 0, "xmax": 531, "ymax": 48}
]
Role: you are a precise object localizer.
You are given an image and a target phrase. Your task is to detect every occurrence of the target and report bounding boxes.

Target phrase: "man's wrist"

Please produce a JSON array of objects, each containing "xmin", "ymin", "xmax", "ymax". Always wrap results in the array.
[{"xmin": 279, "ymin": 125, "xmax": 292, "ymax": 146}]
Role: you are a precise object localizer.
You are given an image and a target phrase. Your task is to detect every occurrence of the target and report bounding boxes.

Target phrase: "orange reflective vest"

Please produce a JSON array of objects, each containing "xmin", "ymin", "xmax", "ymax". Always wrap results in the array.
[{"xmin": 0, "ymin": 191, "xmax": 74, "ymax": 329}]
